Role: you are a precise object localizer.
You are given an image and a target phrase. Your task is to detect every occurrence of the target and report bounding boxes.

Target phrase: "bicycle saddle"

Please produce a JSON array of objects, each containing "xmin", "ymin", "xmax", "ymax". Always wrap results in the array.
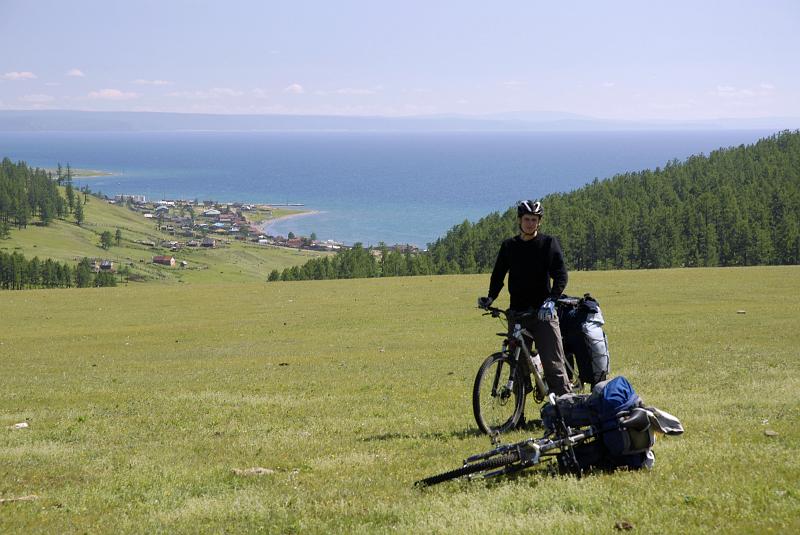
[{"xmin": 618, "ymin": 407, "xmax": 651, "ymax": 432}]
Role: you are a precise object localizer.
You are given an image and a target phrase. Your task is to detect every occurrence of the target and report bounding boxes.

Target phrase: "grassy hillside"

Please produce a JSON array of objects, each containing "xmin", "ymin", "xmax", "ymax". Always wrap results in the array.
[
  {"xmin": 1, "ymin": 267, "xmax": 798, "ymax": 533},
  {"xmin": 1, "ymin": 195, "xmax": 325, "ymax": 284}
]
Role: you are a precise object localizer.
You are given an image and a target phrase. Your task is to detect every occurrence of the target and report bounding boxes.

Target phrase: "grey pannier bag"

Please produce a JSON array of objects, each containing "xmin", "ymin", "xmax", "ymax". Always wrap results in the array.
[{"xmin": 558, "ymin": 294, "xmax": 611, "ymax": 386}]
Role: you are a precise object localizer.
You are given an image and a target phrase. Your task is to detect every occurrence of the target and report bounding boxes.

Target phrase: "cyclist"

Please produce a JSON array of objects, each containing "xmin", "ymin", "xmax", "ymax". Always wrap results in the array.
[{"xmin": 478, "ymin": 200, "xmax": 572, "ymax": 396}]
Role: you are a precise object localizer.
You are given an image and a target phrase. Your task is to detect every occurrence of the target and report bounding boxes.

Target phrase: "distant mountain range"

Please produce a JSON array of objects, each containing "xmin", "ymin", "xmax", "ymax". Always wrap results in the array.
[{"xmin": 0, "ymin": 109, "xmax": 797, "ymax": 132}]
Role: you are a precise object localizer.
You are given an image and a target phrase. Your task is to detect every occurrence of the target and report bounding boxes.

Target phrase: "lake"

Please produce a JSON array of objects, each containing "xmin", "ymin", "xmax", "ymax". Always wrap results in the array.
[{"xmin": 0, "ymin": 129, "xmax": 777, "ymax": 246}]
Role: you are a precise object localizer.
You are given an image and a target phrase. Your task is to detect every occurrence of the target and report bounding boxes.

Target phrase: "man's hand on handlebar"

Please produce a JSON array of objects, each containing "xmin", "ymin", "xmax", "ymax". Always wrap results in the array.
[
  {"xmin": 537, "ymin": 298, "xmax": 556, "ymax": 321},
  {"xmin": 477, "ymin": 296, "xmax": 494, "ymax": 309}
]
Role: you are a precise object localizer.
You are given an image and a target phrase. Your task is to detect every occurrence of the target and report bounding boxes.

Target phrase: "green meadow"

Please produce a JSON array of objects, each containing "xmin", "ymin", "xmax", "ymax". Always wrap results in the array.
[{"xmin": 1, "ymin": 266, "xmax": 799, "ymax": 533}]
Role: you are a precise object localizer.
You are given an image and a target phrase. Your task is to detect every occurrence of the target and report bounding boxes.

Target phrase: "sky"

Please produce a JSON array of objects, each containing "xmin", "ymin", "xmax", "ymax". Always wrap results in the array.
[{"xmin": 0, "ymin": 0, "xmax": 798, "ymax": 120}]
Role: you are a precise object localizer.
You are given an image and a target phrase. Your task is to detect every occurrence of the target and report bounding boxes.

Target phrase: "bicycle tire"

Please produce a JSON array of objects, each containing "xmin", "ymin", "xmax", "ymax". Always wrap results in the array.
[
  {"xmin": 415, "ymin": 452, "xmax": 520, "ymax": 487},
  {"xmin": 473, "ymin": 352, "xmax": 525, "ymax": 435}
]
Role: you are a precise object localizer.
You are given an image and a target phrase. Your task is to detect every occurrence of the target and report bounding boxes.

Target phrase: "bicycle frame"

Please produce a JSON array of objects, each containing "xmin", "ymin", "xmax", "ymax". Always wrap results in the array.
[
  {"xmin": 416, "ymin": 393, "xmax": 601, "ymax": 486},
  {"xmin": 492, "ymin": 306, "xmax": 581, "ymax": 403},
  {"xmin": 465, "ymin": 423, "xmax": 600, "ymax": 480},
  {"xmin": 503, "ymin": 322, "xmax": 549, "ymax": 403},
  {"xmin": 473, "ymin": 304, "xmax": 583, "ymax": 436}
]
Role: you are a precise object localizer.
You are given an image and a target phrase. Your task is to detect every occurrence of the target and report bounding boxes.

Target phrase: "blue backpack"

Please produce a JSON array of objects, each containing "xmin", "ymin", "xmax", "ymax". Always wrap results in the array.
[
  {"xmin": 542, "ymin": 376, "xmax": 655, "ymax": 471},
  {"xmin": 587, "ymin": 376, "xmax": 641, "ymax": 424}
]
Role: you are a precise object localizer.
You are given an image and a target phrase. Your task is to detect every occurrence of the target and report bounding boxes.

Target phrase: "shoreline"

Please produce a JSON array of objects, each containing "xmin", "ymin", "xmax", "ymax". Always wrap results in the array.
[
  {"xmin": 46, "ymin": 168, "xmax": 114, "ymax": 178},
  {"xmin": 259, "ymin": 210, "xmax": 321, "ymax": 236}
]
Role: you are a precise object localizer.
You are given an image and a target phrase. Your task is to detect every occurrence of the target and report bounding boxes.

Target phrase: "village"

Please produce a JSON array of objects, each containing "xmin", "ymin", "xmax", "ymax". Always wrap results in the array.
[{"xmin": 104, "ymin": 194, "xmax": 421, "ymax": 269}]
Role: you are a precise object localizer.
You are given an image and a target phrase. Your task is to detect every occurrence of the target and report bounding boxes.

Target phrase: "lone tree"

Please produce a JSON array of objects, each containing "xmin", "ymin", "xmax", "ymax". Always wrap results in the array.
[
  {"xmin": 75, "ymin": 258, "xmax": 93, "ymax": 287},
  {"xmin": 74, "ymin": 200, "xmax": 84, "ymax": 226},
  {"xmin": 94, "ymin": 271, "xmax": 117, "ymax": 287},
  {"xmin": 115, "ymin": 229, "xmax": 122, "ymax": 246},
  {"xmin": 100, "ymin": 230, "xmax": 113, "ymax": 249}
]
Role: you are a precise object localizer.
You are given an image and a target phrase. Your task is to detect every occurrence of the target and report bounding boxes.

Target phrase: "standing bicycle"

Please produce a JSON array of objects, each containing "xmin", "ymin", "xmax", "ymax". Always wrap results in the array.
[
  {"xmin": 473, "ymin": 302, "xmax": 582, "ymax": 434},
  {"xmin": 477, "ymin": 200, "xmax": 573, "ymax": 406}
]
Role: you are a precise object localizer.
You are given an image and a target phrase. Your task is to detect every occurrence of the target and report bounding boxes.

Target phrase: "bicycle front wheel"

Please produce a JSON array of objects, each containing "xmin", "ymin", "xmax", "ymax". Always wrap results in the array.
[
  {"xmin": 473, "ymin": 352, "xmax": 525, "ymax": 435},
  {"xmin": 415, "ymin": 452, "xmax": 520, "ymax": 487}
]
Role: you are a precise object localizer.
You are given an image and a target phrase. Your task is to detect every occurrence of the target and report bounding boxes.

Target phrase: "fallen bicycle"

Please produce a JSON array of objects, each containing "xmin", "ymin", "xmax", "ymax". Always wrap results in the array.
[{"xmin": 416, "ymin": 377, "xmax": 683, "ymax": 486}]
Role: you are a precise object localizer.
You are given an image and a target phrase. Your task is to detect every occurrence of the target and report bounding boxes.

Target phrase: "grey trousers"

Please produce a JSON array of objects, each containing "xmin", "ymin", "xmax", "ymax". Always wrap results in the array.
[{"xmin": 513, "ymin": 315, "xmax": 572, "ymax": 396}]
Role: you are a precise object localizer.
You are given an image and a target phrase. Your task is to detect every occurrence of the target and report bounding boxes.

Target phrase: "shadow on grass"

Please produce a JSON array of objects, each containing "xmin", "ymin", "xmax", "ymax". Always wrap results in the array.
[
  {"xmin": 361, "ymin": 428, "xmax": 484, "ymax": 442},
  {"xmin": 363, "ymin": 418, "xmax": 547, "ymax": 443}
]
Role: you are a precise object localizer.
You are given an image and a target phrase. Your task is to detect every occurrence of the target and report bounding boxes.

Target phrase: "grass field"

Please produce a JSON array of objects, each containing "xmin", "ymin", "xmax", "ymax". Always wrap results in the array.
[
  {"xmin": 1, "ymin": 266, "xmax": 798, "ymax": 533},
  {"xmin": 1, "ymin": 195, "xmax": 324, "ymax": 284}
]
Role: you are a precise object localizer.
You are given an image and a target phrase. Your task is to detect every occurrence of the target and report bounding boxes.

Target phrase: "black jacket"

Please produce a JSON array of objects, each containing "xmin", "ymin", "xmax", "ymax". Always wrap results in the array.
[{"xmin": 488, "ymin": 233, "xmax": 568, "ymax": 311}]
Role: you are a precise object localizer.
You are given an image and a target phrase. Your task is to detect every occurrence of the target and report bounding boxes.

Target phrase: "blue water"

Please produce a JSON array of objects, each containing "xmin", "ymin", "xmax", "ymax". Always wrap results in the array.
[{"xmin": 0, "ymin": 130, "xmax": 776, "ymax": 246}]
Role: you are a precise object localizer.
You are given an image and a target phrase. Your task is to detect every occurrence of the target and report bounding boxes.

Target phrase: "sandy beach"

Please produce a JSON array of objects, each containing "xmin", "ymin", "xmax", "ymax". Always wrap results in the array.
[
  {"xmin": 258, "ymin": 210, "xmax": 321, "ymax": 236},
  {"xmin": 46, "ymin": 168, "xmax": 114, "ymax": 179}
]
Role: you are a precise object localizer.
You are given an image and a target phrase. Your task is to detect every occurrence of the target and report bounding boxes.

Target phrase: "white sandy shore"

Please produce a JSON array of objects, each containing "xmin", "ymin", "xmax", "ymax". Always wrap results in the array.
[
  {"xmin": 259, "ymin": 210, "xmax": 321, "ymax": 235},
  {"xmin": 46, "ymin": 168, "xmax": 114, "ymax": 178}
]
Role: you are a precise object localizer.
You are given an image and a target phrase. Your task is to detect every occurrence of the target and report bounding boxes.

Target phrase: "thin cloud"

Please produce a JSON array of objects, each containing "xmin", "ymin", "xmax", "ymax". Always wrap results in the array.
[
  {"xmin": 502, "ymin": 80, "xmax": 526, "ymax": 89},
  {"xmin": 284, "ymin": 83, "xmax": 305, "ymax": 94},
  {"xmin": 336, "ymin": 87, "xmax": 377, "ymax": 95},
  {"xmin": 66, "ymin": 68, "xmax": 85, "ymax": 77},
  {"xmin": 2, "ymin": 71, "xmax": 37, "ymax": 80},
  {"xmin": 20, "ymin": 94, "xmax": 55, "ymax": 103},
  {"xmin": 88, "ymin": 88, "xmax": 139, "ymax": 100},
  {"xmin": 602, "ymin": 81, "xmax": 616, "ymax": 88},
  {"xmin": 133, "ymin": 79, "xmax": 173, "ymax": 86},
  {"xmin": 210, "ymin": 87, "xmax": 243, "ymax": 97},
  {"xmin": 166, "ymin": 88, "xmax": 244, "ymax": 99},
  {"xmin": 713, "ymin": 85, "xmax": 766, "ymax": 98}
]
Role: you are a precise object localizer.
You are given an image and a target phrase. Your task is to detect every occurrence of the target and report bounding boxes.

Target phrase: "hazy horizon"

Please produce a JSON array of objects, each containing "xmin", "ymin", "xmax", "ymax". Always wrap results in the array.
[
  {"xmin": 1, "ymin": 1, "xmax": 798, "ymax": 121},
  {"xmin": 1, "ymin": 109, "xmax": 797, "ymax": 133}
]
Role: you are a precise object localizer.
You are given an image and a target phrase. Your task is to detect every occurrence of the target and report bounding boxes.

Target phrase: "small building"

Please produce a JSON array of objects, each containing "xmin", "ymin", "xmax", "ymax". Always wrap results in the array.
[
  {"xmin": 152, "ymin": 255, "xmax": 176, "ymax": 267},
  {"xmin": 201, "ymin": 237, "xmax": 216, "ymax": 248},
  {"xmin": 187, "ymin": 240, "xmax": 200, "ymax": 247},
  {"xmin": 202, "ymin": 209, "xmax": 221, "ymax": 217},
  {"xmin": 100, "ymin": 260, "xmax": 115, "ymax": 272},
  {"xmin": 115, "ymin": 194, "xmax": 147, "ymax": 204}
]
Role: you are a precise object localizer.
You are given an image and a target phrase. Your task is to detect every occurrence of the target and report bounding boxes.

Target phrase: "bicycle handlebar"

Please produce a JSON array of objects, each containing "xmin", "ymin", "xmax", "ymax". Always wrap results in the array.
[{"xmin": 479, "ymin": 297, "xmax": 578, "ymax": 320}]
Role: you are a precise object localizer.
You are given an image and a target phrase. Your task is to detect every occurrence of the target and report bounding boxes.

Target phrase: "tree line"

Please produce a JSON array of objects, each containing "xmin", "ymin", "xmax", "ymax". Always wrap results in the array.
[
  {"xmin": 268, "ymin": 244, "xmax": 437, "ymax": 281},
  {"xmin": 1, "ymin": 158, "xmax": 121, "ymax": 290},
  {"xmin": 0, "ymin": 251, "xmax": 117, "ymax": 289},
  {"xmin": 0, "ymin": 158, "xmax": 73, "ymax": 233},
  {"xmin": 274, "ymin": 130, "xmax": 800, "ymax": 281}
]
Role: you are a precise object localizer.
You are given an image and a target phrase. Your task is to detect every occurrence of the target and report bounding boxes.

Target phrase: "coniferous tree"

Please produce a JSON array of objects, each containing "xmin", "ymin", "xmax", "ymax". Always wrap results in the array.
[
  {"xmin": 74, "ymin": 199, "xmax": 85, "ymax": 226},
  {"xmin": 75, "ymin": 258, "xmax": 93, "ymax": 287},
  {"xmin": 100, "ymin": 231, "xmax": 113, "ymax": 249},
  {"xmin": 276, "ymin": 130, "xmax": 800, "ymax": 281}
]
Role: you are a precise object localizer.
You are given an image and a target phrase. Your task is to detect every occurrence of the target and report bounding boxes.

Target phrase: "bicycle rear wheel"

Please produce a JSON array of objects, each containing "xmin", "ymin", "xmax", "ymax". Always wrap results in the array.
[
  {"xmin": 473, "ymin": 352, "xmax": 525, "ymax": 435},
  {"xmin": 415, "ymin": 452, "xmax": 520, "ymax": 487}
]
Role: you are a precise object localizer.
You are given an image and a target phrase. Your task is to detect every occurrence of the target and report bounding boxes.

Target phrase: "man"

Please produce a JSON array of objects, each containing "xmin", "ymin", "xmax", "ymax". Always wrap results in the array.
[{"xmin": 478, "ymin": 200, "xmax": 572, "ymax": 395}]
